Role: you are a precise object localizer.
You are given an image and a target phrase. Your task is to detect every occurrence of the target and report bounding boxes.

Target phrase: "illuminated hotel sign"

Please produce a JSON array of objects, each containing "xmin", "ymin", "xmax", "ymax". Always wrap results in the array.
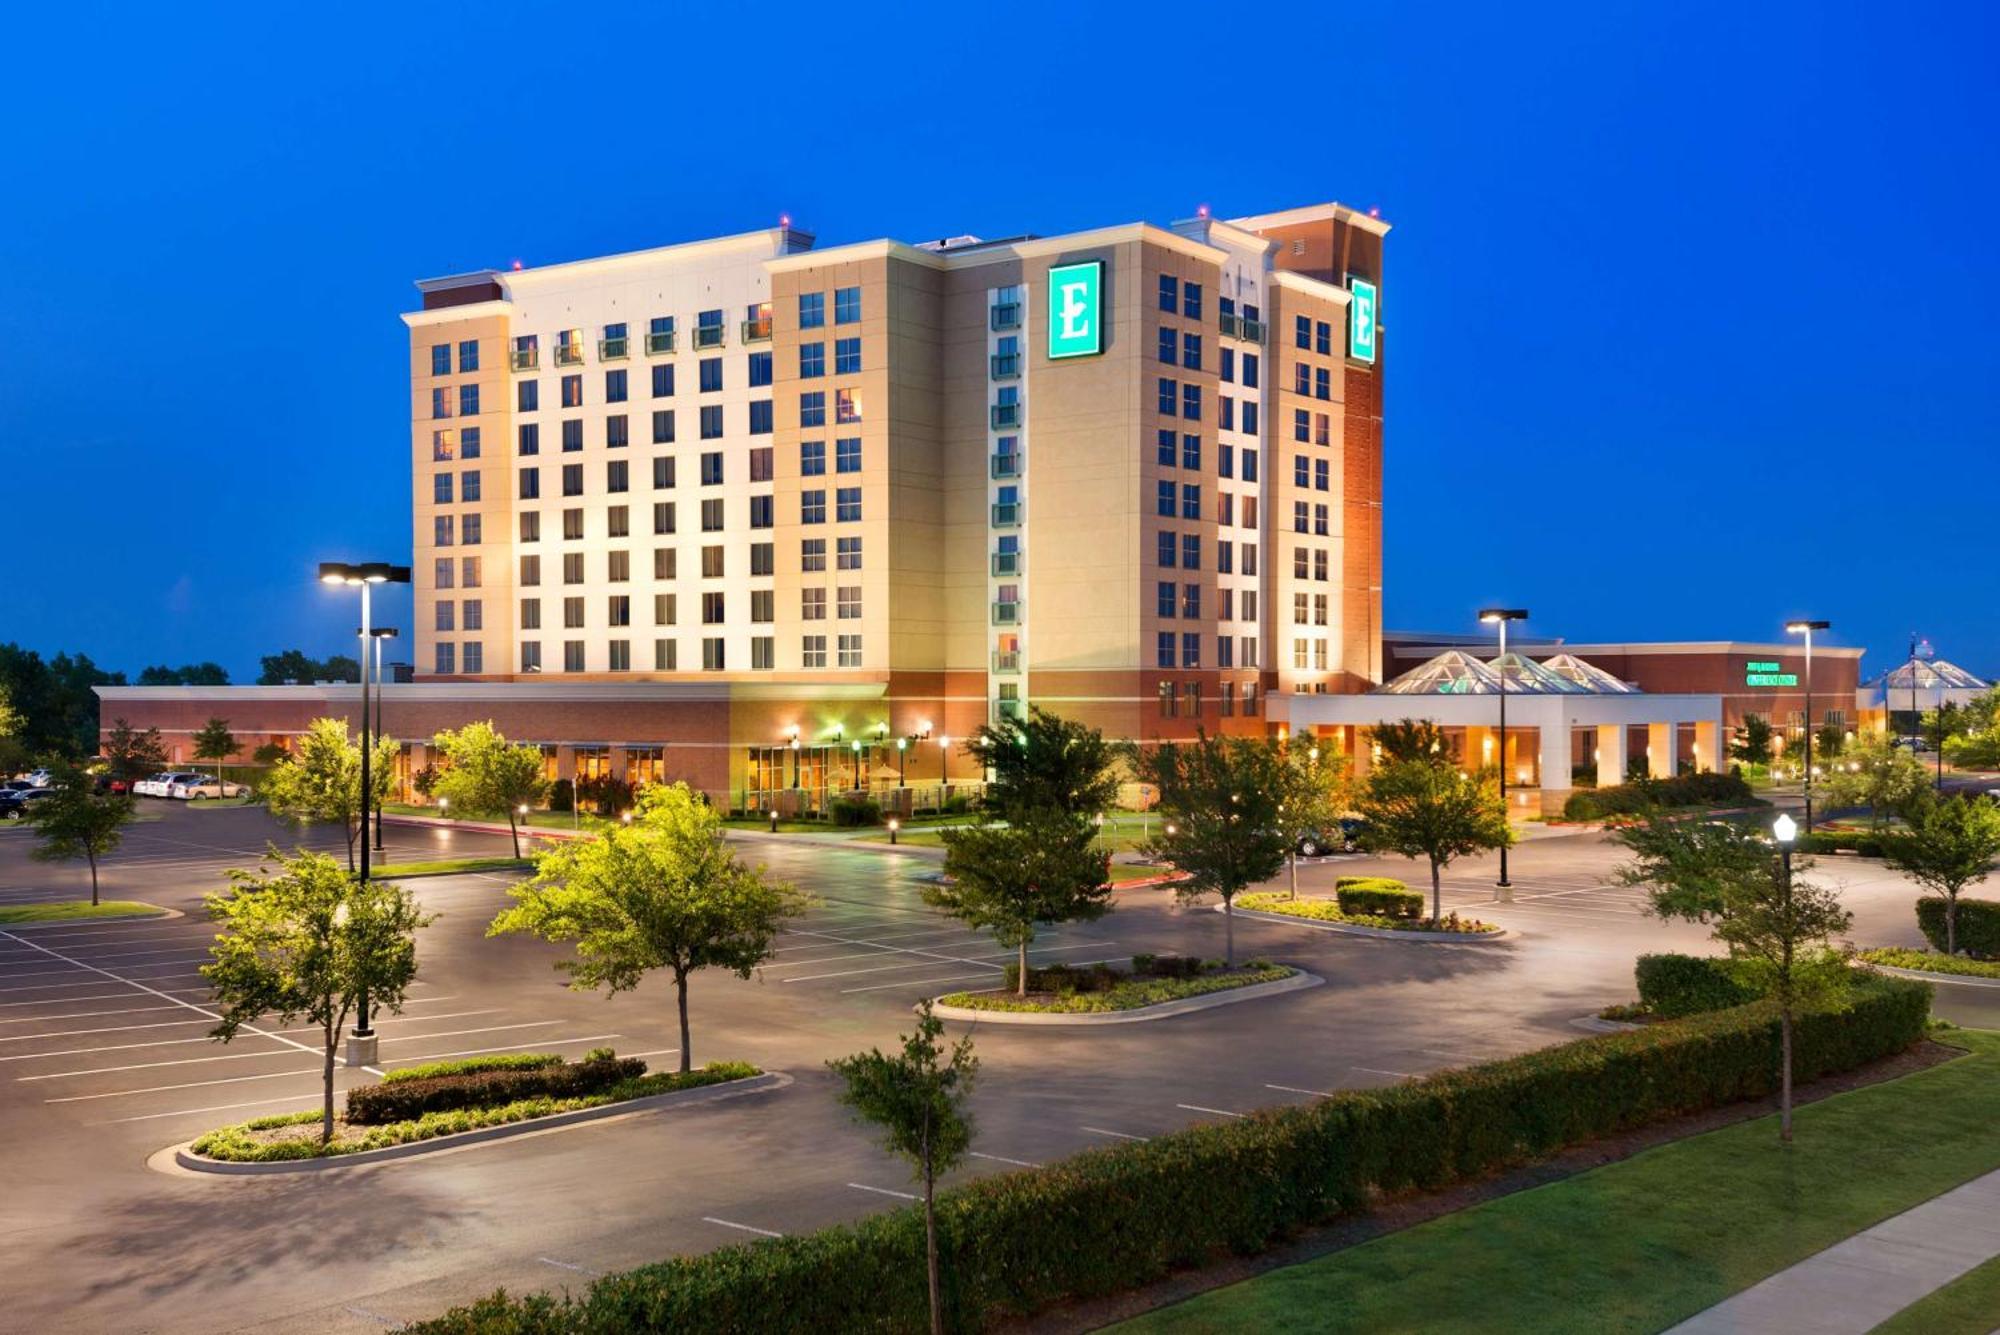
[
  {"xmin": 1745, "ymin": 660, "xmax": 1798, "ymax": 687},
  {"xmin": 1347, "ymin": 277, "xmax": 1378, "ymax": 363},
  {"xmin": 1047, "ymin": 260, "xmax": 1103, "ymax": 359}
]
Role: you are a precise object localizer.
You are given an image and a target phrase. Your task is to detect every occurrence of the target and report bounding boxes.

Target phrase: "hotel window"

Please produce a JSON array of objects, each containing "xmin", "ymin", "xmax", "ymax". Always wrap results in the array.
[
  {"xmin": 1294, "ymin": 408, "xmax": 1310, "ymax": 442},
  {"xmin": 605, "ymin": 415, "xmax": 629, "ymax": 449},
  {"xmin": 1182, "ymin": 584, "xmax": 1201, "ymax": 619},
  {"xmin": 652, "ymin": 363, "xmax": 674, "ymax": 397},
  {"xmin": 520, "ymin": 512, "xmax": 540, "ymax": 542},
  {"xmin": 802, "ymin": 588, "xmax": 826, "ymax": 620},
  {"xmin": 748, "ymin": 351, "xmax": 772, "ymax": 387},
  {"xmin": 1316, "ymin": 320, "xmax": 1332, "ymax": 355},
  {"xmin": 1157, "ymin": 634, "xmax": 1175, "ymax": 671},
  {"xmin": 837, "ymin": 634, "xmax": 862, "ymax": 668},
  {"xmin": 1183, "ymin": 680, "xmax": 1202, "ymax": 716},
  {"xmin": 561, "ymin": 464, "xmax": 582, "ymax": 497},
  {"xmin": 1158, "ymin": 275, "xmax": 1177, "ymax": 312},
  {"xmin": 1218, "ymin": 493, "xmax": 1234, "ymax": 526},
  {"xmin": 459, "ymin": 428, "xmax": 481, "ymax": 459},
  {"xmin": 751, "ymin": 541, "xmax": 774, "ymax": 576},
  {"xmin": 751, "ymin": 637, "xmax": 775, "ymax": 670},
  {"xmin": 1156, "ymin": 429, "xmax": 1176, "ymax": 467},
  {"xmin": 837, "ymin": 536, "xmax": 862, "ymax": 570},
  {"xmin": 1242, "ymin": 353, "xmax": 1259, "ymax": 388},
  {"xmin": 564, "ymin": 641, "xmax": 585, "ymax": 672},
  {"xmin": 608, "ymin": 545, "xmax": 630, "ymax": 577},
  {"xmin": 1157, "ymin": 377, "xmax": 1176, "ymax": 415},
  {"xmin": 836, "ymin": 487, "xmax": 861, "ymax": 522},
  {"xmin": 1313, "ymin": 504, "xmax": 1329, "ymax": 537},
  {"xmin": 1180, "ymin": 483, "xmax": 1200, "ymax": 520},
  {"xmin": 608, "ymin": 640, "xmax": 630, "ymax": 672},
  {"xmin": 460, "ymin": 556, "xmax": 480, "ymax": 587},
  {"xmin": 1315, "ymin": 458, "xmax": 1330, "ymax": 490},
  {"xmin": 1314, "ymin": 593, "xmax": 1329, "ymax": 626},
  {"xmin": 1315, "ymin": 413, "xmax": 1331, "ymax": 446},
  {"xmin": 521, "ymin": 642, "xmax": 542, "ymax": 673},
  {"xmin": 748, "ymin": 400, "xmax": 773, "ymax": 435},
  {"xmin": 434, "ymin": 515, "xmax": 454, "ymax": 547},
  {"xmin": 654, "ymin": 592, "xmax": 677, "ymax": 623},
  {"xmin": 699, "ymin": 358, "xmax": 722, "ymax": 393},
  {"xmin": 654, "ymin": 639, "xmax": 676, "ymax": 670},
  {"xmin": 1242, "ymin": 638, "xmax": 1260, "ymax": 671},
  {"xmin": 562, "ymin": 419, "xmax": 583, "ymax": 451},
  {"xmin": 434, "ymin": 643, "xmax": 455, "ymax": 674},
  {"xmin": 652, "ymin": 409, "xmax": 675, "ymax": 444},
  {"xmin": 835, "ymin": 437, "xmax": 861, "ymax": 473},
  {"xmin": 653, "ymin": 501, "xmax": 676, "ymax": 534},
  {"xmin": 749, "ymin": 495, "xmax": 774, "ymax": 529},
  {"xmin": 799, "ymin": 291, "xmax": 825, "ymax": 329},
  {"xmin": 435, "ymin": 601, "xmax": 455, "ymax": 632},
  {"xmin": 1293, "ymin": 501, "xmax": 1310, "ymax": 533},
  {"xmin": 519, "ymin": 554, "xmax": 540, "ymax": 586},
  {"xmin": 1242, "ymin": 450, "xmax": 1259, "ymax": 483},
  {"xmin": 1220, "ymin": 346, "xmax": 1235, "ymax": 382},
  {"xmin": 751, "ymin": 445, "xmax": 775, "ymax": 482},
  {"xmin": 1242, "ymin": 590, "xmax": 1258, "ymax": 621},
  {"xmin": 1295, "ymin": 315, "xmax": 1310, "ymax": 349},
  {"xmin": 606, "ymin": 369, "xmax": 628, "ymax": 403},
  {"xmin": 653, "ymin": 456, "xmax": 676, "ymax": 488},
  {"xmin": 700, "ymin": 498, "xmax": 723, "ymax": 531},
  {"xmin": 431, "ymin": 387, "xmax": 451, "ymax": 420},
  {"xmin": 1295, "ymin": 454, "xmax": 1310, "ymax": 488},
  {"xmin": 801, "ymin": 538, "xmax": 826, "ymax": 571},
  {"xmin": 801, "ymin": 391, "xmax": 826, "ymax": 427},
  {"xmin": 1182, "ymin": 283, "xmax": 1202, "ymax": 320},
  {"xmin": 1156, "ymin": 481, "xmax": 1174, "ymax": 516},
  {"xmin": 431, "ymin": 344, "xmax": 451, "ymax": 376},
  {"xmin": 1219, "ymin": 396, "xmax": 1235, "ymax": 431},
  {"xmin": 1157, "ymin": 326, "xmax": 1176, "ymax": 365},
  {"xmin": 700, "ymin": 451, "xmax": 724, "ymax": 486},
  {"xmin": 1218, "ymin": 676, "xmax": 1235, "ymax": 710},
  {"xmin": 802, "ymin": 634, "xmax": 827, "ymax": 668},
  {"xmin": 1294, "ymin": 638, "xmax": 1309, "ymax": 669},
  {"xmin": 462, "ymin": 514, "xmax": 483, "ymax": 545},
  {"xmin": 1181, "ymin": 533, "xmax": 1200, "ymax": 569},
  {"xmin": 1242, "ymin": 401, "xmax": 1259, "ymax": 434},
  {"xmin": 1314, "ymin": 640, "xmax": 1330, "ymax": 670},
  {"xmin": 518, "ymin": 423, "xmax": 540, "ymax": 455},
  {"xmin": 698, "ymin": 405, "xmax": 723, "ymax": 439},
  {"xmin": 800, "ymin": 341, "xmax": 825, "ymax": 378},
  {"xmin": 1294, "ymin": 592, "xmax": 1310, "ymax": 624},
  {"xmin": 701, "ymin": 592, "xmax": 725, "ymax": 624},
  {"xmin": 461, "ymin": 470, "xmax": 482, "ymax": 501},
  {"xmin": 1293, "ymin": 546, "xmax": 1309, "ymax": 578},
  {"xmin": 518, "ymin": 379, "xmax": 538, "ymax": 412},
  {"xmin": 562, "ymin": 375, "xmax": 583, "ymax": 408},
  {"xmin": 433, "ymin": 473, "xmax": 453, "ymax": 504},
  {"xmin": 563, "ymin": 552, "xmax": 584, "ymax": 583},
  {"xmin": 695, "ymin": 310, "xmax": 724, "ymax": 349},
  {"xmin": 1315, "ymin": 367, "xmax": 1331, "ymax": 400},
  {"xmin": 1182, "ymin": 635, "xmax": 1201, "ymax": 670},
  {"xmin": 1219, "ymin": 588, "xmax": 1235, "ymax": 620},
  {"xmin": 520, "ymin": 598, "xmax": 541, "ymax": 630},
  {"xmin": 834, "ymin": 337, "xmax": 860, "ymax": 375},
  {"xmin": 802, "ymin": 489, "xmax": 826, "ymax": 524},
  {"xmin": 834, "ymin": 286, "xmax": 861, "ymax": 324},
  {"xmin": 1293, "ymin": 362, "xmax": 1311, "ymax": 395},
  {"xmin": 1157, "ymin": 581, "xmax": 1176, "ymax": 618},
  {"xmin": 834, "ymin": 388, "xmax": 860, "ymax": 423},
  {"xmin": 434, "ymin": 557, "xmax": 454, "ymax": 589},
  {"xmin": 1181, "ymin": 433, "xmax": 1200, "ymax": 470},
  {"xmin": 750, "ymin": 589, "xmax": 774, "ymax": 624},
  {"xmin": 605, "ymin": 593, "xmax": 630, "ymax": 627},
  {"xmin": 1182, "ymin": 332, "xmax": 1201, "ymax": 371},
  {"xmin": 607, "ymin": 460, "xmax": 629, "ymax": 493},
  {"xmin": 1217, "ymin": 539, "xmax": 1233, "ymax": 573},
  {"xmin": 837, "ymin": 586, "xmax": 862, "ymax": 620},
  {"xmin": 1218, "ymin": 442, "xmax": 1234, "ymax": 478},
  {"xmin": 1314, "ymin": 549, "xmax": 1329, "ymax": 581},
  {"xmin": 1181, "ymin": 383, "xmax": 1201, "ymax": 421}
]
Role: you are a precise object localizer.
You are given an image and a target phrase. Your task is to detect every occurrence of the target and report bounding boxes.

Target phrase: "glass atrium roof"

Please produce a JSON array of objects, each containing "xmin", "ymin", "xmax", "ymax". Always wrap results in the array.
[
  {"xmin": 1541, "ymin": 653, "xmax": 1642, "ymax": 694},
  {"xmin": 1376, "ymin": 649, "xmax": 1645, "ymax": 696},
  {"xmin": 1491, "ymin": 651, "xmax": 1590, "ymax": 694},
  {"xmin": 1376, "ymin": 650, "xmax": 1504, "ymax": 695},
  {"xmin": 1871, "ymin": 658, "xmax": 1989, "ymax": 691}
]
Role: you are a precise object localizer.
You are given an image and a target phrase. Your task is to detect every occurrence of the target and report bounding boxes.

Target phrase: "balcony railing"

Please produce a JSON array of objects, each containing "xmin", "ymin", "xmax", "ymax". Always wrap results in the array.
[
  {"xmin": 1241, "ymin": 317, "xmax": 1266, "ymax": 343},
  {"xmin": 992, "ymin": 650, "xmax": 1021, "ymax": 672},
  {"xmin": 1219, "ymin": 313, "xmax": 1266, "ymax": 343},
  {"xmin": 693, "ymin": 325, "xmax": 726, "ymax": 350},
  {"xmin": 990, "ymin": 403, "xmax": 1021, "ymax": 430},
  {"xmin": 510, "ymin": 347, "xmax": 539, "ymax": 371},
  {"xmin": 554, "ymin": 344, "xmax": 584, "ymax": 367},
  {"xmin": 991, "ymin": 601, "xmax": 1020, "ymax": 626},
  {"xmin": 990, "ymin": 352, "xmax": 1019, "ymax": 380},
  {"xmin": 741, "ymin": 318, "xmax": 773, "ymax": 343},
  {"xmin": 599, "ymin": 336, "xmax": 629, "ymax": 361},
  {"xmin": 989, "ymin": 452, "xmax": 1019, "ymax": 479},
  {"xmin": 991, "ymin": 501, "xmax": 1021, "ymax": 526},
  {"xmin": 996, "ymin": 698, "xmax": 1026, "ymax": 720},
  {"xmin": 645, "ymin": 330, "xmax": 676, "ymax": 355},
  {"xmin": 990, "ymin": 551, "xmax": 1020, "ymax": 576},
  {"xmin": 990, "ymin": 302, "xmax": 1020, "ymax": 331}
]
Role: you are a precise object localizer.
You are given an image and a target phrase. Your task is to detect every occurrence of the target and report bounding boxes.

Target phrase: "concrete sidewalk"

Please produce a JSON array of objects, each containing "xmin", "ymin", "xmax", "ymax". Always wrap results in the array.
[{"xmin": 1666, "ymin": 1166, "xmax": 2000, "ymax": 1334}]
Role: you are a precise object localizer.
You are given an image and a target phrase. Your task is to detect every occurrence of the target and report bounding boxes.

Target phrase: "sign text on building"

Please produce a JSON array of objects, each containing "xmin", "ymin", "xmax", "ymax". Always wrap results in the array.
[
  {"xmin": 1047, "ymin": 260, "xmax": 1104, "ymax": 359},
  {"xmin": 1745, "ymin": 660, "xmax": 1799, "ymax": 687},
  {"xmin": 1347, "ymin": 276, "xmax": 1378, "ymax": 363}
]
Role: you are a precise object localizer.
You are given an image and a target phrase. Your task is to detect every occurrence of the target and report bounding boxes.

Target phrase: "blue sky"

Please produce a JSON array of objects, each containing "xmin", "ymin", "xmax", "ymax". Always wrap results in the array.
[{"xmin": 2, "ymin": 1, "xmax": 1992, "ymax": 680}]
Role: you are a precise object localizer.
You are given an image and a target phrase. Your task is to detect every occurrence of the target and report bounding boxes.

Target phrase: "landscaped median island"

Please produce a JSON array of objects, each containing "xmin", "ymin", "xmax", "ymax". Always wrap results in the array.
[
  {"xmin": 184, "ymin": 1051, "xmax": 760, "ymax": 1163},
  {"xmin": 1857, "ymin": 947, "xmax": 2000, "ymax": 980},
  {"xmin": 934, "ymin": 955, "xmax": 1295, "ymax": 1015},
  {"xmin": 402, "ymin": 975, "xmax": 1933, "ymax": 1335},
  {"xmin": 0, "ymin": 899, "xmax": 167, "ymax": 925},
  {"xmin": 1235, "ymin": 877, "xmax": 1502, "ymax": 937},
  {"xmin": 369, "ymin": 855, "xmax": 534, "ymax": 878}
]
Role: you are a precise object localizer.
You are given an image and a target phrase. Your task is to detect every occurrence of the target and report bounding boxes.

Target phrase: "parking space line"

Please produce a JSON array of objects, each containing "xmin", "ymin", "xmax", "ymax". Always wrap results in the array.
[
  {"xmin": 273, "ymin": 1008, "xmax": 496, "ymax": 1036},
  {"xmin": 0, "ymin": 1004, "xmax": 184, "ymax": 1026},
  {"xmin": 848, "ymin": 1182, "xmax": 919, "ymax": 1200},
  {"xmin": 343, "ymin": 1305, "xmax": 399, "ymax": 1326},
  {"xmin": 1080, "ymin": 1125, "xmax": 1149, "ymax": 1142},
  {"xmin": 839, "ymin": 971, "xmax": 998, "ymax": 995},
  {"xmin": 20, "ymin": 1039, "xmax": 323, "ymax": 1079},
  {"xmin": 392, "ymin": 1034, "xmax": 620, "ymax": 1066},
  {"xmin": 702, "ymin": 1216, "xmax": 782, "ymax": 1238},
  {"xmin": 372, "ymin": 1021, "xmax": 568, "ymax": 1046},
  {"xmin": 1266, "ymin": 1083, "xmax": 1337, "ymax": 1098},
  {"xmin": 1352, "ymin": 1066, "xmax": 1419, "ymax": 1080},
  {"xmin": 536, "ymin": 1257, "xmax": 595, "ymax": 1275},
  {"xmin": 0, "ymin": 1019, "xmax": 217, "ymax": 1047},
  {"xmin": 1176, "ymin": 1103, "xmax": 1246, "ymax": 1119},
  {"xmin": 101, "ymin": 1093, "xmax": 344, "ymax": 1124},
  {"xmin": 969, "ymin": 1150, "xmax": 1040, "ymax": 1168},
  {"xmin": 47, "ymin": 1065, "xmax": 325, "ymax": 1103}
]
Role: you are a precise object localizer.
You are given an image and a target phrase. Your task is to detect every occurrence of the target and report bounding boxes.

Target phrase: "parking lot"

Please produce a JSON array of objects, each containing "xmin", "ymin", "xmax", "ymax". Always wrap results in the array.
[{"xmin": 0, "ymin": 802, "xmax": 1984, "ymax": 1332}]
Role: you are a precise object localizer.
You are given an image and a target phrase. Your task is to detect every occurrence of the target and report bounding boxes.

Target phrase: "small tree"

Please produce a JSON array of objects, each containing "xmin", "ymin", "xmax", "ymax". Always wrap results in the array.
[
  {"xmin": 1815, "ymin": 720, "xmax": 1847, "ymax": 761},
  {"xmin": 490, "ymin": 782, "xmax": 808, "ymax": 1072},
  {"xmin": 1881, "ymin": 791, "xmax": 2000, "ymax": 955},
  {"xmin": 26, "ymin": 763, "xmax": 136, "ymax": 906},
  {"xmin": 828, "ymin": 1000, "xmax": 977, "ymax": 1335},
  {"xmin": 203, "ymin": 851, "xmax": 429, "ymax": 1143},
  {"xmin": 1612, "ymin": 815, "xmax": 1851, "ymax": 1142},
  {"xmin": 1368, "ymin": 719, "xmax": 1452, "ymax": 765},
  {"xmin": 192, "ymin": 717, "xmax": 238, "ymax": 794},
  {"xmin": 430, "ymin": 721, "xmax": 550, "ymax": 856},
  {"xmin": 964, "ymin": 705, "xmax": 1119, "ymax": 823},
  {"xmin": 1134, "ymin": 734, "xmax": 1289, "ymax": 967},
  {"xmin": 100, "ymin": 717, "xmax": 168, "ymax": 787},
  {"xmin": 930, "ymin": 811, "xmax": 1111, "ymax": 995},
  {"xmin": 1277, "ymin": 739, "xmax": 1349, "ymax": 899},
  {"xmin": 1731, "ymin": 714, "xmax": 1775, "ymax": 768},
  {"xmin": 260, "ymin": 718, "xmax": 396, "ymax": 870},
  {"xmin": 1815, "ymin": 740, "xmax": 1928, "ymax": 829},
  {"xmin": 1355, "ymin": 757, "xmax": 1513, "ymax": 921}
]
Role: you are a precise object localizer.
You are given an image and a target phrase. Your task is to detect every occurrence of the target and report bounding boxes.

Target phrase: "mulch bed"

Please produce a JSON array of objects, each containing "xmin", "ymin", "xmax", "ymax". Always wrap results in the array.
[{"xmin": 1003, "ymin": 1038, "xmax": 1964, "ymax": 1334}]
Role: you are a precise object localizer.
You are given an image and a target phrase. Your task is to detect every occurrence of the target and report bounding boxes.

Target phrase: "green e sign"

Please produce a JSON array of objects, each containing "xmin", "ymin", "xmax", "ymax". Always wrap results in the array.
[
  {"xmin": 1047, "ymin": 260, "xmax": 1103, "ymax": 359},
  {"xmin": 1745, "ymin": 660, "xmax": 1799, "ymax": 687},
  {"xmin": 1348, "ymin": 277, "xmax": 1378, "ymax": 364}
]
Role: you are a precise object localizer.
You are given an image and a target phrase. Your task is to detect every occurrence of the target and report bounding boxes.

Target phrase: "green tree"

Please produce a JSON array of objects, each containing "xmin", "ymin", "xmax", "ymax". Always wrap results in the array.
[
  {"xmin": 929, "ymin": 811, "xmax": 1111, "ymax": 995},
  {"xmin": 828, "ymin": 1001, "xmax": 977, "ymax": 1335},
  {"xmin": 490, "ymin": 782, "xmax": 808, "ymax": 1072},
  {"xmin": 1277, "ymin": 739, "xmax": 1350, "ymax": 898},
  {"xmin": 430, "ymin": 721, "xmax": 550, "ymax": 856},
  {"xmin": 0, "ymin": 686, "xmax": 21, "ymax": 744},
  {"xmin": 0, "ymin": 645, "xmax": 123, "ymax": 757},
  {"xmin": 99, "ymin": 717, "xmax": 168, "ymax": 787},
  {"xmin": 25, "ymin": 763, "xmax": 136, "ymax": 906},
  {"xmin": 260, "ymin": 718, "xmax": 396, "ymax": 870},
  {"xmin": 1731, "ymin": 714, "xmax": 1775, "ymax": 768},
  {"xmin": 963, "ymin": 705, "xmax": 1119, "ymax": 823},
  {"xmin": 1815, "ymin": 720, "xmax": 1847, "ymax": 760},
  {"xmin": 1815, "ymin": 740, "xmax": 1928, "ymax": 828},
  {"xmin": 1881, "ymin": 791, "xmax": 2000, "ymax": 955},
  {"xmin": 1368, "ymin": 719, "xmax": 1452, "ymax": 765},
  {"xmin": 1355, "ymin": 757, "xmax": 1513, "ymax": 922},
  {"xmin": 202, "ymin": 851, "xmax": 429, "ymax": 1143},
  {"xmin": 137, "ymin": 662, "xmax": 230, "ymax": 686},
  {"xmin": 1134, "ymin": 734, "xmax": 1289, "ymax": 967},
  {"xmin": 191, "ymin": 717, "xmax": 238, "ymax": 794},
  {"xmin": 1611, "ymin": 815, "xmax": 1852, "ymax": 1142},
  {"xmin": 257, "ymin": 650, "xmax": 360, "ymax": 686}
]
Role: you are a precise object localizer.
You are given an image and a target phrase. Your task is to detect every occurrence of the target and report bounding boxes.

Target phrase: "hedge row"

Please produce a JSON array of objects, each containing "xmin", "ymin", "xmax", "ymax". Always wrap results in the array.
[
  {"xmin": 1635, "ymin": 953, "xmax": 1761, "ymax": 1018},
  {"xmin": 381, "ymin": 1053, "xmax": 564, "ymax": 1085},
  {"xmin": 1562, "ymin": 771, "xmax": 1758, "ymax": 821},
  {"xmin": 405, "ymin": 975, "xmax": 1932, "ymax": 1335},
  {"xmin": 348, "ymin": 1054, "xmax": 645, "ymax": 1124},
  {"xmin": 1917, "ymin": 896, "xmax": 2000, "ymax": 960},
  {"xmin": 1335, "ymin": 880, "xmax": 1422, "ymax": 919},
  {"xmin": 1802, "ymin": 830, "xmax": 1890, "ymax": 858}
]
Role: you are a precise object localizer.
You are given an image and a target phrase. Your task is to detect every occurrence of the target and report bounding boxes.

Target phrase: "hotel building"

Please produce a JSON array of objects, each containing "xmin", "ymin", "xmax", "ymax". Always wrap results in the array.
[{"xmin": 100, "ymin": 201, "xmax": 1390, "ymax": 810}]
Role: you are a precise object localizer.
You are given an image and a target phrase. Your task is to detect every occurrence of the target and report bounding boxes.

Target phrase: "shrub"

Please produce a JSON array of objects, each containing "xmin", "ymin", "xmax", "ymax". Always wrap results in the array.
[
  {"xmin": 406, "ymin": 977, "xmax": 1930, "ymax": 1335},
  {"xmin": 1917, "ymin": 897, "xmax": 2000, "ymax": 960},
  {"xmin": 1634, "ymin": 953, "xmax": 1762, "ymax": 1018},
  {"xmin": 381, "ymin": 1052, "xmax": 564, "ymax": 1085},
  {"xmin": 1562, "ymin": 771, "xmax": 1758, "ymax": 822},
  {"xmin": 347, "ymin": 1054, "xmax": 645, "ymax": 1124},
  {"xmin": 1001, "ymin": 960, "xmax": 1122, "ymax": 994},
  {"xmin": 828, "ymin": 793, "xmax": 881, "ymax": 827},
  {"xmin": 1335, "ymin": 877, "xmax": 1421, "ymax": 919},
  {"xmin": 1857, "ymin": 946, "xmax": 2000, "ymax": 979},
  {"xmin": 549, "ymin": 779, "xmax": 574, "ymax": 813},
  {"xmin": 1802, "ymin": 830, "xmax": 1889, "ymax": 857},
  {"xmin": 1131, "ymin": 953, "xmax": 1209, "ymax": 980}
]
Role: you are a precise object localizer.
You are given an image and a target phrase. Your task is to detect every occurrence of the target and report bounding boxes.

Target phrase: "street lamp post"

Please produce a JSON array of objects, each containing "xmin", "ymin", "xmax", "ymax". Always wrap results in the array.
[
  {"xmin": 1478, "ymin": 607, "xmax": 1529, "ymax": 899},
  {"xmin": 1785, "ymin": 619, "xmax": 1830, "ymax": 833},
  {"xmin": 319, "ymin": 560, "xmax": 410, "ymax": 1065},
  {"xmin": 363, "ymin": 627, "xmax": 398, "ymax": 852},
  {"xmin": 938, "ymin": 735, "xmax": 950, "ymax": 800}
]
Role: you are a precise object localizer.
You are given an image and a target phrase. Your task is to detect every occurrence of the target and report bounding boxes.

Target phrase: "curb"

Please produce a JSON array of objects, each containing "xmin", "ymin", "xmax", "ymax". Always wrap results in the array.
[
  {"xmin": 1224, "ymin": 903, "xmax": 1509, "ymax": 943},
  {"xmin": 1862, "ymin": 962, "xmax": 2000, "ymax": 990},
  {"xmin": 0, "ymin": 906, "xmax": 184, "ymax": 929},
  {"xmin": 383, "ymin": 813, "xmax": 594, "ymax": 844},
  {"xmin": 166, "ymin": 1070, "xmax": 790, "ymax": 1175},
  {"xmin": 1570, "ymin": 1014, "xmax": 1644, "ymax": 1033},
  {"xmin": 926, "ymin": 970, "xmax": 1321, "ymax": 1026}
]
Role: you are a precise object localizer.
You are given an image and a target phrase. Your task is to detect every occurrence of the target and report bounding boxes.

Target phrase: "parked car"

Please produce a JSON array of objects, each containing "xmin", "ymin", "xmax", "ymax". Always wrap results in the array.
[
  {"xmin": 23, "ymin": 768, "xmax": 54, "ymax": 788},
  {"xmin": 136, "ymin": 772, "xmax": 204, "ymax": 798},
  {"xmin": 1296, "ymin": 817, "xmax": 1369, "ymax": 857},
  {"xmin": 0, "ymin": 779, "xmax": 38, "ymax": 795},
  {"xmin": 170, "ymin": 776, "xmax": 250, "ymax": 800},
  {"xmin": 0, "ymin": 787, "xmax": 52, "ymax": 820}
]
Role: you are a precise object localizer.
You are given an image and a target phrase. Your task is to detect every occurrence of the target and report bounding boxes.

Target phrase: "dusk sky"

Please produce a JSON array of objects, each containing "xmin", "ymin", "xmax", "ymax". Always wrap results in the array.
[{"xmin": 3, "ymin": 2, "xmax": 1992, "ymax": 681}]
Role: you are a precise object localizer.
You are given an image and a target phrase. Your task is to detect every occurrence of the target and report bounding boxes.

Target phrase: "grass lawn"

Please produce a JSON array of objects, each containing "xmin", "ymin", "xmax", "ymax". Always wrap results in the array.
[
  {"xmin": 373, "ymin": 856, "xmax": 534, "ymax": 878},
  {"xmin": 0, "ymin": 901, "xmax": 166, "ymax": 925},
  {"xmin": 1117, "ymin": 1029, "xmax": 2000, "ymax": 1335},
  {"xmin": 1870, "ymin": 1252, "xmax": 2000, "ymax": 1333}
]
